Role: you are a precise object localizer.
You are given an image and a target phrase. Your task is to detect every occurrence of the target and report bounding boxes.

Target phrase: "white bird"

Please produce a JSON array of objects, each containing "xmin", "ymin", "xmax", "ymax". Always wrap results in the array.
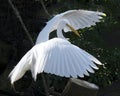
[
  {"xmin": 9, "ymin": 9, "xmax": 105, "ymax": 84},
  {"xmin": 36, "ymin": 9, "xmax": 106, "ymax": 44}
]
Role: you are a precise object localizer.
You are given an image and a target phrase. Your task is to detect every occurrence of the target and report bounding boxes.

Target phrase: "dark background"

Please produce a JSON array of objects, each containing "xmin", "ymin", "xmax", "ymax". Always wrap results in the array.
[{"xmin": 0, "ymin": 0, "xmax": 120, "ymax": 96}]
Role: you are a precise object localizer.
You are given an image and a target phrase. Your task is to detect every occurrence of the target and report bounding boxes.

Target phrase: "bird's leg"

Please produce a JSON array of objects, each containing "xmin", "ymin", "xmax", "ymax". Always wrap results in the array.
[{"xmin": 41, "ymin": 73, "xmax": 49, "ymax": 96}]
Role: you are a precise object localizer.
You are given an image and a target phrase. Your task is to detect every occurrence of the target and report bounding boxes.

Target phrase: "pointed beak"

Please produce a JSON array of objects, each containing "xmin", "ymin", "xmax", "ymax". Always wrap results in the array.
[{"xmin": 66, "ymin": 24, "xmax": 80, "ymax": 37}]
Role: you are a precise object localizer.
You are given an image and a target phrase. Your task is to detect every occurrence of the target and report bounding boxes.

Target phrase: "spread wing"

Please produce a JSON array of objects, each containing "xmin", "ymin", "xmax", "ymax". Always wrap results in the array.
[
  {"xmin": 47, "ymin": 9, "xmax": 106, "ymax": 32},
  {"xmin": 9, "ymin": 38, "xmax": 102, "ymax": 83},
  {"xmin": 36, "ymin": 9, "xmax": 105, "ymax": 44},
  {"xmin": 9, "ymin": 50, "xmax": 33, "ymax": 84},
  {"xmin": 33, "ymin": 38, "xmax": 102, "ymax": 80}
]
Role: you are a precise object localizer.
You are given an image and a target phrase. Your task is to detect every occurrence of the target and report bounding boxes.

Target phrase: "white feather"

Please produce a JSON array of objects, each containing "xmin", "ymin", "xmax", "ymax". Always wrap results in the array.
[
  {"xmin": 70, "ymin": 48, "xmax": 90, "ymax": 76},
  {"xmin": 9, "ymin": 38, "xmax": 102, "ymax": 84},
  {"xmin": 9, "ymin": 9, "xmax": 104, "ymax": 84},
  {"xmin": 71, "ymin": 45, "xmax": 95, "ymax": 74},
  {"xmin": 9, "ymin": 50, "xmax": 32, "ymax": 84},
  {"xmin": 34, "ymin": 38, "xmax": 101, "ymax": 79},
  {"xmin": 36, "ymin": 9, "xmax": 106, "ymax": 44},
  {"xmin": 67, "ymin": 47, "xmax": 84, "ymax": 77}
]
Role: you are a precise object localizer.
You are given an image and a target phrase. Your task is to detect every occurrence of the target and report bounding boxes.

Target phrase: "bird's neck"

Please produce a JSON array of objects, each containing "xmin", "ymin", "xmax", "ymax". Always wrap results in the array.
[
  {"xmin": 56, "ymin": 20, "xmax": 67, "ymax": 39},
  {"xmin": 35, "ymin": 24, "xmax": 53, "ymax": 44},
  {"xmin": 57, "ymin": 27, "xmax": 66, "ymax": 39}
]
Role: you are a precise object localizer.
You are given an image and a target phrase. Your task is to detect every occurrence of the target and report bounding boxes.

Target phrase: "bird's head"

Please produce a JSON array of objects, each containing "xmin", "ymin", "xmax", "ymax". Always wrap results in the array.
[{"xmin": 57, "ymin": 20, "xmax": 80, "ymax": 39}]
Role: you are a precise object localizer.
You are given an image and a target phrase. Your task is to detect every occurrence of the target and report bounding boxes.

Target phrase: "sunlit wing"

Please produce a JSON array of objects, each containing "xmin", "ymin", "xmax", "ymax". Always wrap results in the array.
[
  {"xmin": 9, "ymin": 50, "xmax": 33, "ymax": 84},
  {"xmin": 9, "ymin": 38, "xmax": 102, "ymax": 83},
  {"xmin": 47, "ymin": 9, "xmax": 106, "ymax": 32},
  {"xmin": 33, "ymin": 38, "xmax": 102, "ymax": 80},
  {"xmin": 9, "ymin": 9, "xmax": 104, "ymax": 84},
  {"xmin": 36, "ymin": 9, "xmax": 105, "ymax": 44}
]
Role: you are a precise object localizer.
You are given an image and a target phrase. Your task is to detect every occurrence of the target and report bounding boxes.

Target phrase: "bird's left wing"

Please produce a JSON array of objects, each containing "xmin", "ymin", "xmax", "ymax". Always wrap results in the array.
[
  {"xmin": 62, "ymin": 10, "xmax": 106, "ymax": 32},
  {"xmin": 36, "ymin": 10, "xmax": 105, "ymax": 44},
  {"xmin": 33, "ymin": 38, "xmax": 102, "ymax": 80},
  {"xmin": 47, "ymin": 9, "xmax": 106, "ymax": 32}
]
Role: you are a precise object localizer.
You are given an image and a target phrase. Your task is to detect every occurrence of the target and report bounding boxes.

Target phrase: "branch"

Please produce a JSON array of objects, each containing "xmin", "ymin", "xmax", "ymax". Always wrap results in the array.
[
  {"xmin": 8, "ymin": 0, "xmax": 34, "ymax": 46},
  {"xmin": 8, "ymin": 1, "xmax": 53, "ymax": 96},
  {"xmin": 40, "ymin": 0, "xmax": 51, "ymax": 17}
]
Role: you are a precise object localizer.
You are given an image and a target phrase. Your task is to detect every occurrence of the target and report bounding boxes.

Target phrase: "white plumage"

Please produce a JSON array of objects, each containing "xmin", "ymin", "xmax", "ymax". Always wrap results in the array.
[
  {"xmin": 9, "ymin": 9, "xmax": 105, "ymax": 84},
  {"xmin": 9, "ymin": 50, "xmax": 32, "ymax": 84},
  {"xmin": 36, "ymin": 9, "xmax": 106, "ymax": 44},
  {"xmin": 34, "ymin": 38, "xmax": 102, "ymax": 80},
  {"xmin": 9, "ymin": 38, "xmax": 102, "ymax": 84}
]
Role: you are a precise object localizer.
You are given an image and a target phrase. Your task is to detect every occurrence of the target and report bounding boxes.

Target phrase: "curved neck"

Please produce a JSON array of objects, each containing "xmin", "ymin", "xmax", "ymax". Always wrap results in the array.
[
  {"xmin": 35, "ymin": 20, "xmax": 68, "ymax": 44},
  {"xmin": 35, "ymin": 24, "xmax": 53, "ymax": 44},
  {"xmin": 57, "ymin": 21, "xmax": 67, "ymax": 39},
  {"xmin": 57, "ymin": 28, "xmax": 66, "ymax": 39}
]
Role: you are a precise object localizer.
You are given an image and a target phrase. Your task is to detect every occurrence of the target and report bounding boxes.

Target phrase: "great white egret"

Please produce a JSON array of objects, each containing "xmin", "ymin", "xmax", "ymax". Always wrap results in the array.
[
  {"xmin": 9, "ymin": 9, "xmax": 105, "ymax": 84},
  {"xmin": 36, "ymin": 10, "xmax": 106, "ymax": 44}
]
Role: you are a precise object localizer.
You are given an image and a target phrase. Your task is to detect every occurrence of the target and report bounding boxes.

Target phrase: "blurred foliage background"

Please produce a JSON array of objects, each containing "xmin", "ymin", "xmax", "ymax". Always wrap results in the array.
[{"xmin": 0, "ymin": 0, "xmax": 120, "ymax": 96}]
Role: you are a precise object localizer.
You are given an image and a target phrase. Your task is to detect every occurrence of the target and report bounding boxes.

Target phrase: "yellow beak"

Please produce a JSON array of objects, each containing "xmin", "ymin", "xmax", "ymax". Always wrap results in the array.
[{"xmin": 66, "ymin": 24, "xmax": 80, "ymax": 37}]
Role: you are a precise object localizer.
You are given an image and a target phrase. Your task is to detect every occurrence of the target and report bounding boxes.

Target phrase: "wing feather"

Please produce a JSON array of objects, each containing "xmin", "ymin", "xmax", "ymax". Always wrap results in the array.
[
  {"xmin": 68, "ymin": 47, "xmax": 85, "ymax": 77},
  {"xmin": 60, "ymin": 47, "xmax": 66, "ymax": 76},
  {"xmin": 36, "ymin": 9, "xmax": 105, "ymax": 44},
  {"xmin": 72, "ymin": 46, "xmax": 95, "ymax": 74},
  {"xmin": 33, "ymin": 45, "xmax": 45, "ymax": 80},
  {"xmin": 76, "ymin": 50, "xmax": 99, "ymax": 70},
  {"xmin": 55, "ymin": 47, "xmax": 61, "ymax": 76},
  {"xmin": 48, "ymin": 44, "xmax": 58, "ymax": 74},
  {"xmin": 71, "ymin": 48, "xmax": 90, "ymax": 76},
  {"xmin": 80, "ymin": 48, "xmax": 102, "ymax": 65},
  {"xmin": 62, "ymin": 46, "xmax": 71, "ymax": 77},
  {"xmin": 10, "ymin": 38, "xmax": 102, "ymax": 84},
  {"xmin": 43, "ymin": 9, "xmax": 105, "ymax": 33},
  {"xmin": 9, "ymin": 50, "xmax": 32, "ymax": 84},
  {"xmin": 62, "ymin": 10, "xmax": 105, "ymax": 32},
  {"xmin": 65, "ymin": 47, "xmax": 78, "ymax": 77},
  {"xmin": 34, "ymin": 38, "xmax": 101, "ymax": 79},
  {"xmin": 43, "ymin": 43, "xmax": 54, "ymax": 73}
]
